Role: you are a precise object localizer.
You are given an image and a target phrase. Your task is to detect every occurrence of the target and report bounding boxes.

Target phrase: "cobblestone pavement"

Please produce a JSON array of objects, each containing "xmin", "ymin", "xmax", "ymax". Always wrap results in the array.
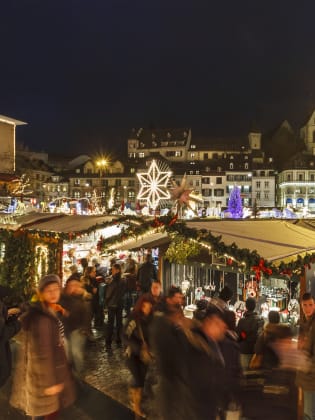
[
  {"xmin": 0, "ymin": 325, "xmax": 136, "ymax": 420},
  {"xmin": 0, "ymin": 380, "xmax": 134, "ymax": 420},
  {"xmin": 83, "ymin": 327, "xmax": 132, "ymax": 410}
]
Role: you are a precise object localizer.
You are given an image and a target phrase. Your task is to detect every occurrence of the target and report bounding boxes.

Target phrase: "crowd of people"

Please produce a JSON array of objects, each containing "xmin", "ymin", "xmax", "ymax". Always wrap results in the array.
[{"xmin": 1, "ymin": 255, "xmax": 315, "ymax": 419}]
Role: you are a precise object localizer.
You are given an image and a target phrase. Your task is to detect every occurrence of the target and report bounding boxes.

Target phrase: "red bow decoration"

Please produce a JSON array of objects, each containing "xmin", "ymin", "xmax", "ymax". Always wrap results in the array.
[
  {"xmin": 280, "ymin": 269, "xmax": 292, "ymax": 277},
  {"xmin": 251, "ymin": 258, "xmax": 272, "ymax": 281},
  {"xmin": 168, "ymin": 214, "xmax": 178, "ymax": 226},
  {"xmin": 152, "ymin": 217, "xmax": 164, "ymax": 228}
]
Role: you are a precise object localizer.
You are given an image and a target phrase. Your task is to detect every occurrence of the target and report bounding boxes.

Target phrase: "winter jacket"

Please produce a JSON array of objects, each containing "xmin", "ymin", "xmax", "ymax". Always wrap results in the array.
[
  {"xmin": 137, "ymin": 261, "xmax": 157, "ymax": 293},
  {"xmin": 59, "ymin": 293, "xmax": 89, "ymax": 336},
  {"xmin": 254, "ymin": 323, "xmax": 284, "ymax": 369},
  {"xmin": 236, "ymin": 310, "xmax": 264, "ymax": 354},
  {"xmin": 296, "ymin": 314, "xmax": 315, "ymax": 391},
  {"xmin": 0, "ymin": 302, "xmax": 21, "ymax": 387},
  {"xmin": 151, "ymin": 313, "xmax": 225, "ymax": 420},
  {"xmin": 105, "ymin": 273, "xmax": 127, "ymax": 308},
  {"xmin": 123, "ymin": 312, "xmax": 152, "ymax": 356},
  {"xmin": 10, "ymin": 302, "xmax": 75, "ymax": 417},
  {"xmin": 219, "ymin": 330, "xmax": 243, "ymax": 403}
]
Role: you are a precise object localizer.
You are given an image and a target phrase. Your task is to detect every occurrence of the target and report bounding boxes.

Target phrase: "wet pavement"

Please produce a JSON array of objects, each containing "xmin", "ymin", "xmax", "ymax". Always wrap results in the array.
[
  {"xmin": 0, "ymin": 326, "xmax": 135, "ymax": 420},
  {"xmin": 83, "ymin": 328, "xmax": 132, "ymax": 410},
  {"xmin": 0, "ymin": 325, "xmax": 299, "ymax": 420}
]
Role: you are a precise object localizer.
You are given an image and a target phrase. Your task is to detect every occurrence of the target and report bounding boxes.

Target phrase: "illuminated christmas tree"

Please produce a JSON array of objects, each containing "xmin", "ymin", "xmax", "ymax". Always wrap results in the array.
[{"xmin": 228, "ymin": 185, "xmax": 243, "ymax": 218}]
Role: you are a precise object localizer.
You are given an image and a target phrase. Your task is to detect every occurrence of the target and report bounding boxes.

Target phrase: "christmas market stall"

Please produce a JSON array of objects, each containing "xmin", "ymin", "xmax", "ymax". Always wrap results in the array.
[
  {"xmin": 0, "ymin": 212, "xmax": 122, "ymax": 301},
  {"xmin": 181, "ymin": 219, "xmax": 315, "ymax": 321},
  {"xmin": 99, "ymin": 216, "xmax": 315, "ymax": 324}
]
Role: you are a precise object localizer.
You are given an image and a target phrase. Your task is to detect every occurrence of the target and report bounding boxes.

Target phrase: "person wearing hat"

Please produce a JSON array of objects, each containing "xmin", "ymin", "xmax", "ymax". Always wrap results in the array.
[
  {"xmin": 0, "ymin": 285, "xmax": 21, "ymax": 388},
  {"xmin": 10, "ymin": 274, "xmax": 75, "ymax": 419}
]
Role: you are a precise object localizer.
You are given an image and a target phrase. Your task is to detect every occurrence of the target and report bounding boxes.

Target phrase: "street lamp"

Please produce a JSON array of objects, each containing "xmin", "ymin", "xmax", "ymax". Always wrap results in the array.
[
  {"xmin": 95, "ymin": 158, "xmax": 109, "ymax": 207},
  {"xmin": 96, "ymin": 159, "xmax": 108, "ymax": 177}
]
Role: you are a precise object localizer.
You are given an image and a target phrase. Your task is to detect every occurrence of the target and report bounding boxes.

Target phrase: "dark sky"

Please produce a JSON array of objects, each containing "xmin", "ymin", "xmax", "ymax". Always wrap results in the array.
[{"xmin": 1, "ymin": 1, "xmax": 315, "ymax": 156}]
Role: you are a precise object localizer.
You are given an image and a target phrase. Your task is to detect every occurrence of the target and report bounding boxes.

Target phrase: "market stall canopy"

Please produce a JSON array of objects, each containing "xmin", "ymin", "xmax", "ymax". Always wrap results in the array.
[
  {"xmin": 186, "ymin": 220, "xmax": 315, "ymax": 263},
  {"xmin": 108, "ymin": 231, "xmax": 170, "ymax": 251},
  {"xmin": 0, "ymin": 212, "xmax": 117, "ymax": 233}
]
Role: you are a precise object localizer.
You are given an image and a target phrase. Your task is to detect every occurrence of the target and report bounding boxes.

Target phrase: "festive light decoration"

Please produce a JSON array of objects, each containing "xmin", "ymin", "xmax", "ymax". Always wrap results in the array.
[
  {"xmin": 165, "ymin": 234, "xmax": 201, "ymax": 264},
  {"xmin": 1, "ymin": 214, "xmax": 315, "ymax": 304},
  {"xmin": 108, "ymin": 187, "xmax": 115, "ymax": 210},
  {"xmin": 137, "ymin": 160, "xmax": 172, "ymax": 209},
  {"xmin": 169, "ymin": 174, "xmax": 203, "ymax": 214}
]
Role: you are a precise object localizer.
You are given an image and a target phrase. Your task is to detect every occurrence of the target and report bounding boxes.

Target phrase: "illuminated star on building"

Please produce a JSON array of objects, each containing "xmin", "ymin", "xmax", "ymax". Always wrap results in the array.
[
  {"xmin": 137, "ymin": 160, "xmax": 172, "ymax": 209},
  {"xmin": 170, "ymin": 173, "xmax": 203, "ymax": 214}
]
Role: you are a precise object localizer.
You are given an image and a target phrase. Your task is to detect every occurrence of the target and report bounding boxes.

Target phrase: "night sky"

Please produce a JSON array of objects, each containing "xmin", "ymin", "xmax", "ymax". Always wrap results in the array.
[{"xmin": 1, "ymin": 1, "xmax": 315, "ymax": 156}]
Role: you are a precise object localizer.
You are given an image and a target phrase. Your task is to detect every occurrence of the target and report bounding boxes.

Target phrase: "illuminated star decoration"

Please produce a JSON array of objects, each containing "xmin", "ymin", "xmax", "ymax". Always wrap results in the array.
[
  {"xmin": 137, "ymin": 160, "xmax": 172, "ymax": 209},
  {"xmin": 169, "ymin": 173, "xmax": 203, "ymax": 214}
]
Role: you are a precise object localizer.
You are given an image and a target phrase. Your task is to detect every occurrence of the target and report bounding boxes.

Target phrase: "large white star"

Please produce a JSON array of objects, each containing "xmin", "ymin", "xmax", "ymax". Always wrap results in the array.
[{"xmin": 137, "ymin": 160, "xmax": 172, "ymax": 209}]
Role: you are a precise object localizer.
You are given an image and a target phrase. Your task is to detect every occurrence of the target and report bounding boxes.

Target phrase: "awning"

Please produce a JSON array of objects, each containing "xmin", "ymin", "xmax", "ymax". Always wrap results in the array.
[
  {"xmin": 286, "ymin": 198, "xmax": 293, "ymax": 203},
  {"xmin": 186, "ymin": 220, "xmax": 315, "ymax": 263},
  {"xmin": 297, "ymin": 198, "xmax": 304, "ymax": 204},
  {"xmin": 108, "ymin": 231, "xmax": 170, "ymax": 251}
]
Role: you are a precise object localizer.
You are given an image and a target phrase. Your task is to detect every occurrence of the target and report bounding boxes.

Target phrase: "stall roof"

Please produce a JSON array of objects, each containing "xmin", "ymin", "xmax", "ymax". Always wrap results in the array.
[
  {"xmin": 108, "ymin": 231, "xmax": 170, "ymax": 251},
  {"xmin": 0, "ymin": 212, "xmax": 117, "ymax": 233},
  {"xmin": 186, "ymin": 220, "xmax": 315, "ymax": 263}
]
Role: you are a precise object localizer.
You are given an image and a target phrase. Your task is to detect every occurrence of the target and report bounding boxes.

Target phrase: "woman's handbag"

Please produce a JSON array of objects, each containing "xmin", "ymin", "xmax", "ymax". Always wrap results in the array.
[
  {"xmin": 249, "ymin": 353, "xmax": 263, "ymax": 369},
  {"xmin": 138, "ymin": 325, "xmax": 153, "ymax": 365},
  {"xmin": 140, "ymin": 344, "xmax": 153, "ymax": 365}
]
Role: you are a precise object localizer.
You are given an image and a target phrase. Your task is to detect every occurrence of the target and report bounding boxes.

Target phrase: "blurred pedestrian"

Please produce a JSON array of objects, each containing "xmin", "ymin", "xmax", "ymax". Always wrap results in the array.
[
  {"xmin": 236, "ymin": 297, "xmax": 264, "ymax": 370},
  {"xmin": 125, "ymin": 254, "xmax": 137, "ymax": 276},
  {"xmin": 66, "ymin": 264, "xmax": 81, "ymax": 282},
  {"xmin": 60, "ymin": 279, "xmax": 89, "ymax": 380},
  {"xmin": 123, "ymin": 257, "xmax": 138, "ymax": 317},
  {"xmin": 213, "ymin": 286, "xmax": 234, "ymax": 311},
  {"xmin": 137, "ymin": 254, "xmax": 157, "ymax": 294},
  {"xmin": 151, "ymin": 293, "xmax": 226, "ymax": 420},
  {"xmin": 123, "ymin": 294, "xmax": 153, "ymax": 418},
  {"xmin": 81, "ymin": 266, "xmax": 103, "ymax": 330},
  {"xmin": 251, "ymin": 310, "xmax": 281, "ymax": 370},
  {"xmin": 219, "ymin": 310, "xmax": 242, "ymax": 416},
  {"xmin": 296, "ymin": 292, "xmax": 315, "ymax": 420},
  {"xmin": 0, "ymin": 285, "xmax": 21, "ymax": 388},
  {"xmin": 146, "ymin": 280, "xmax": 164, "ymax": 313},
  {"xmin": 10, "ymin": 274, "xmax": 75, "ymax": 420}
]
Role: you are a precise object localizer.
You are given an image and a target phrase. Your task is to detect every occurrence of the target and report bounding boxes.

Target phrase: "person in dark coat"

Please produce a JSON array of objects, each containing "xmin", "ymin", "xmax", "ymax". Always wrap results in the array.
[
  {"xmin": 144, "ymin": 280, "xmax": 164, "ymax": 313},
  {"xmin": 151, "ymin": 300, "xmax": 227, "ymax": 420},
  {"xmin": 10, "ymin": 274, "xmax": 75, "ymax": 419},
  {"xmin": 296, "ymin": 292, "xmax": 315, "ymax": 419},
  {"xmin": 219, "ymin": 309, "xmax": 243, "ymax": 415},
  {"xmin": 123, "ymin": 257, "xmax": 138, "ymax": 317},
  {"xmin": 0, "ymin": 285, "xmax": 21, "ymax": 388},
  {"xmin": 105, "ymin": 263, "xmax": 127, "ymax": 350},
  {"xmin": 123, "ymin": 294, "xmax": 153, "ymax": 418},
  {"xmin": 212, "ymin": 286, "xmax": 234, "ymax": 311},
  {"xmin": 137, "ymin": 254, "xmax": 157, "ymax": 294},
  {"xmin": 236, "ymin": 297, "xmax": 264, "ymax": 370},
  {"xmin": 60, "ymin": 279, "xmax": 90, "ymax": 379},
  {"xmin": 253, "ymin": 310, "xmax": 281, "ymax": 369},
  {"xmin": 66, "ymin": 264, "xmax": 81, "ymax": 282}
]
